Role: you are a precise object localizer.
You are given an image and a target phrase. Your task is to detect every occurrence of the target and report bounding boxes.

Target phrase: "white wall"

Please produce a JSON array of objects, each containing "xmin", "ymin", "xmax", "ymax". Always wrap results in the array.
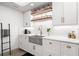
[{"xmin": 0, "ymin": 5, "xmax": 23, "ymax": 53}]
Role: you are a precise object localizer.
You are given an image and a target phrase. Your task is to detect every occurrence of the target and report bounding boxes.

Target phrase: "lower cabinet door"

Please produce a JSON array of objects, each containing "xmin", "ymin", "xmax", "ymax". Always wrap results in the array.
[
  {"xmin": 43, "ymin": 51, "xmax": 55, "ymax": 56},
  {"xmin": 19, "ymin": 35, "xmax": 26, "ymax": 50},
  {"xmin": 35, "ymin": 45, "xmax": 43, "ymax": 56},
  {"xmin": 21, "ymin": 36, "xmax": 29, "ymax": 51},
  {"xmin": 61, "ymin": 42, "xmax": 79, "ymax": 56},
  {"xmin": 28, "ymin": 43, "xmax": 43, "ymax": 56},
  {"xmin": 27, "ymin": 43, "xmax": 35, "ymax": 55},
  {"xmin": 24, "ymin": 36, "xmax": 30, "ymax": 51},
  {"xmin": 43, "ymin": 39, "xmax": 60, "ymax": 56}
]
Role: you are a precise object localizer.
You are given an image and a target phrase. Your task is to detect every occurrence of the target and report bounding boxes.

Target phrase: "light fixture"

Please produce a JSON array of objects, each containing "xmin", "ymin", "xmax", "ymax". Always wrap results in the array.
[{"xmin": 14, "ymin": 2, "xmax": 30, "ymax": 6}]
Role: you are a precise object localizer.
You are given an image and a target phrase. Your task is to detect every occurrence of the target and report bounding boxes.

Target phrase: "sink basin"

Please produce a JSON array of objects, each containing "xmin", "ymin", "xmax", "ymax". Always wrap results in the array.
[{"xmin": 29, "ymin": 35, "xmax": 43, "ymax": 45}]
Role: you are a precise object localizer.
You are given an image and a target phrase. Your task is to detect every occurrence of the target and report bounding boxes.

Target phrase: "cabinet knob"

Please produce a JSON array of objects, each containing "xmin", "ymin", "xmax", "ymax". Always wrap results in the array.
[
  {"xmin": 64, "ymin": 45, "xmax": 71, "ymax": 48},
  {"xmin": 49, "ymin": 42, "xmax": 52, "ymax": 44}
]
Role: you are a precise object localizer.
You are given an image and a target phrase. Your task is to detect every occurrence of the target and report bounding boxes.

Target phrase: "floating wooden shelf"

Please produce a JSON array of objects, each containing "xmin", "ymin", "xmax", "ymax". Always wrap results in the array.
[
  {"xmin": 31, "ymin": 3, "xmax": 52, "ymax": 16},
  {"xmin": 31, "ymin": 16, "xmax": 52, "ymax": 22},
  {"xmin": 32, "ymin": 9, "xmax": 52, "ymax": 16}
]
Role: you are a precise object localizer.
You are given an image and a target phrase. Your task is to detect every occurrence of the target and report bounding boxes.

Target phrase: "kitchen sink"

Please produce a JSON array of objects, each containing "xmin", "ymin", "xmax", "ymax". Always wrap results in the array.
[{"xmin": 29, "ymin": 35, "xmax": 43, "ymax": 45}]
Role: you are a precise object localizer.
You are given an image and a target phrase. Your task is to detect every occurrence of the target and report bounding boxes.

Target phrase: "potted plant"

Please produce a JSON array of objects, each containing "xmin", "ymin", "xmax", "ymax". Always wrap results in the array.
[{"xmin": 47, "ymin": 28, "xmax": 51, "ymax": 36}]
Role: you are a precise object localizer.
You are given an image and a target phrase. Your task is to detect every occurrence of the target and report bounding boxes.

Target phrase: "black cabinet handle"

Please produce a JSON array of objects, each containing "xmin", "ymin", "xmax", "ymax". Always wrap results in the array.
[{"xmin": 49, "ymin": 42, "xmax": 52, "ymax": 44}]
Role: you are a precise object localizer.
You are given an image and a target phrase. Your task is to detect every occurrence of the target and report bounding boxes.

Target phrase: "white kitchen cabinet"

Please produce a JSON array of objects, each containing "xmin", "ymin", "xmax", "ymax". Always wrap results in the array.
[
  {"xmin": 24, "ymin": 36, "xmax": 31, "ymax": 51},
  {"xmin": 63, "ymin": 2, "xmax": 77, "ymax": 25},
  {"xmin": 19, "ymin": 35, "xmax": 29, "ymax": 51},
  {"xmin": 34, "ymin": 44, "xmax": 43, "ymax": 56},
  {"xmin": 28, "ymin": 42, "xmax": 43, "ymax": 56},
  {"xmin": 19, "ymin": 35, "xmax": 79, "ymax": 56},
  {"xmin": 19, "ymin": 35, "xmax": 25, "ymax": 50},
  {"xmin": 53, "ymin": 2, "xmax": 64, "ymax": 26},
  {"xmin": 27, "ymin": 43, "xmax": 36, "ymax": 55},
  {"xmin": 23, "ymin": 11, "xmax": 31, "ymax": 27},
  {"xmin": 43, "ymin": 39, "xmax": 60, "ymax": 56},
  {"xmin": 78, "ymin": 3, "xmax": 79, "ymax": 24},
  {"xmin": 53, "ymin": 2, "xmax": 77, "ymax": 25},
  {"xmin": 61, "ymin": 42, "xmax": 79, "ymax": 56},
  {"xmin": 19, "ymin": 35, "xmax": 43, "ymax": 56}
]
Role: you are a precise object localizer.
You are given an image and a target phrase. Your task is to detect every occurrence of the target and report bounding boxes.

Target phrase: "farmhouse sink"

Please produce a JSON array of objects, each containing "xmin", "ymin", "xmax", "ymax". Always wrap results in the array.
[{"xmin": 29, "ymin": 35, "xmax": 43, "ymax": 45}]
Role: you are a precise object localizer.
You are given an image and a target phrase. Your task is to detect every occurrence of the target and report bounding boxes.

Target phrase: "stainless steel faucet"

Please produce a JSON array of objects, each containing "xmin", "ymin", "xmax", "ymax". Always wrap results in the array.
[{"xmin": 38, "ymin": 26, "xmax": 42, "ymax": 36}]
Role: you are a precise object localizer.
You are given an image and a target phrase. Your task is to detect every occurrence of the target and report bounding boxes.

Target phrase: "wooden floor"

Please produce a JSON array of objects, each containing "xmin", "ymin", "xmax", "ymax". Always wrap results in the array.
[{"xmin": 0, "ymin": 49, "xmax": 26, "ymax": 56}]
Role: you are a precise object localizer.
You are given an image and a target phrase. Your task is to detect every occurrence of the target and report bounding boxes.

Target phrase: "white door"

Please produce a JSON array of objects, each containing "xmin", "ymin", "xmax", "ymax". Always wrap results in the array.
[
  {"xmin": 64, "ymin": 2, "xmax": 77, "ymax": 25},
  {"xmin": 53, "ymin": 2, "xmax": 64, "ymax": 26},
  {"xmin": 43, "ymin": 39, "xmax": 60, "ymax": 56},
  {"xmin": 61, "ymin": 42, "xmax": 79, "ymax": 56}
]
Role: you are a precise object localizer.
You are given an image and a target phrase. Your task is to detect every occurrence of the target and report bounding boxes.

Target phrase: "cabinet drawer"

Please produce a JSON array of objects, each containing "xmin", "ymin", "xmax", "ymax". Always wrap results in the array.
[
  {"xmin": 43, "ymin": 39, "xmax": 53, "ymax": 45},
  {"xmin": 61, "ymin": 42, "xmax": 79, "ymax": 56}
]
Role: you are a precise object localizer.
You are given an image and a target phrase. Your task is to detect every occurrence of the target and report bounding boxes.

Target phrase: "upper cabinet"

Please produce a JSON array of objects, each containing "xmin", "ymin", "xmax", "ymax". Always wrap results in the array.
[
  {"xmin": 78, "ymin": 3, "xmax": 79, "ymax": 24},
  {"xmin": 64, "ymin": 2, "xmax": 77, "ymax": 25},
  {"xmin": 53, "ymin": 2, "xmax": 78, "ymax": 26},
  {"xmin": 23, "ymin": 2, "xmax": 78, "ymax": 26},
  {"xmin": 23, "ymin": 11, "xmax": 31, "ymax": 27},
  {"xmin": 53, "ymin": 2, "xmax": 64, "ymax": 26}
]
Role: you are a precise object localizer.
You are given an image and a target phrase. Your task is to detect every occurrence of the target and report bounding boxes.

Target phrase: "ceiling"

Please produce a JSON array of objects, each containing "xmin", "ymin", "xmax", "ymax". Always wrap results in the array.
[{"xmin": 0, "ymin": 2, "xmax": 51, "ymax": 12}]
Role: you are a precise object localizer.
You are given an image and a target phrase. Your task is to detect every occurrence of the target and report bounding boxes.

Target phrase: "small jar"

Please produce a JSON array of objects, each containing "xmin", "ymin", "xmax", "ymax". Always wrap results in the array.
[
  {"xmin": 71, "ymin": 31, "xmax": 76, "ymax": 39},
  {"xmin": 68, "ymin": 33, "xmax": 71, "ymax": 38}
]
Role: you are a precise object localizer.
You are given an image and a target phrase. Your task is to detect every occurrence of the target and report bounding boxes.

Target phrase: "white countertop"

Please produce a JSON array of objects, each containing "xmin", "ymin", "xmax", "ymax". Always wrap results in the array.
[
  {"xmin": 43, "ymin": 35, "xmax": 79, "ymax": 45},
  {"xmin": 23, "ymin": 34, "xmax": 79, "ymax": 45},
  {"xmin": 23, "ymin": 34, "xmax": 35, "ymax": 36}
]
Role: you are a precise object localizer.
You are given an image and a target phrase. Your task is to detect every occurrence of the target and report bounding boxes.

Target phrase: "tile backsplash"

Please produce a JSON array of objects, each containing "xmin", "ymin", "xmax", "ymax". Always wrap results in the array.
[
  {"xmin": 31, "ymin": 25, "xmax": 79, "ymax": 39},
  {"xmin": 52, "ymin": 26, "xmax": 79, "ymax": 39}
]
